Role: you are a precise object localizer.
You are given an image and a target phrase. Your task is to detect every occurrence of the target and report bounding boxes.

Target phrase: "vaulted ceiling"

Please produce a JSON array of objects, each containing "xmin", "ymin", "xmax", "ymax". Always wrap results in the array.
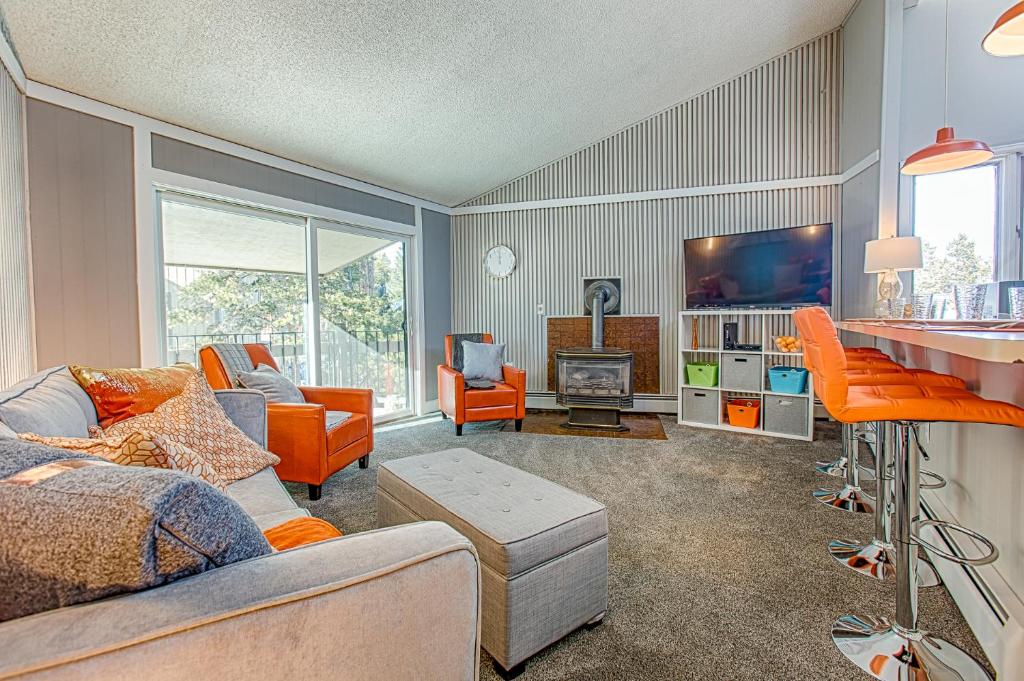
[{"xmin": 3, "ymin": 0, "xmax": 856, "ymax": 206}]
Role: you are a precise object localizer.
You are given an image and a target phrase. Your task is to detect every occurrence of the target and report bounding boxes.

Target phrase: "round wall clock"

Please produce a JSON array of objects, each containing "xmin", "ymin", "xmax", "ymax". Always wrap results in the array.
[{"xmin": 484, "ymin": 245, "xmax": 516, "ymax": 278}]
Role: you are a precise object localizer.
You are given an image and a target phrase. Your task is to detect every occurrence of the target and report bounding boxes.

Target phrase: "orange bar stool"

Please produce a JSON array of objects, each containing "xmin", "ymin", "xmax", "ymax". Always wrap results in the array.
[
  {"xmin": 796, "ymin": 307, "xmax": 1024, "ymax": 681},
  {"xmin": 793, "ymin": 311, "xmax": 964, "ymax": 514}
]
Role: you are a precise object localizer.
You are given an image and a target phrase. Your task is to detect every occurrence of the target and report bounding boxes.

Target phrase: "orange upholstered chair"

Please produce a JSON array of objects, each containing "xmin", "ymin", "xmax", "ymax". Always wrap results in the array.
[
  {"xmin": 200, "ymin": 343, "xmax": 373, "ymax": 500},
  {"xmin": 438, "ymin": 334, "xmax": 526, "ymax": 435}
]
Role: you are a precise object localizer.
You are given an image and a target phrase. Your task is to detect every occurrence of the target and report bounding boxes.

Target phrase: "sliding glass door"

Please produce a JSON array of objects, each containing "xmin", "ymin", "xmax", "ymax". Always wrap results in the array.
[
  {"xmin": 161, "ymin": 193, "xmax": 309, "ymax": 381},
  {"xmin": 159, "ymin": 192, "xmax": 412, "ymax": 421},
  {"xmin": 315, "ymin": 222, "xmax": 410, "ymax": 420}
]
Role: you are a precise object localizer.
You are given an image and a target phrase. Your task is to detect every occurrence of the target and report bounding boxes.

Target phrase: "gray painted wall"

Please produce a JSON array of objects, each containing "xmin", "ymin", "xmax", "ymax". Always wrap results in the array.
[
  {"xmin": 839, "ymin": 0, "xmax": 886, "ymax": 321},
  {"xmin": 421, "ymin": 208, "xmax": 452, "ymax": 401},
  {"xmin": 151, "ymin": 135, "xmax": 416, "ymax": 226},
  {"xmin": 0, "ymin": 58, "xmax": 33, "ymax": 387},
  {"xmin": 840, "ymin": 0, "xmax": 884, "ymax": 169},
  {"xmin": 452, "ymin": 33, "xmax": 842, "ymax": 396},
  {"xmin": 901, "ymin": 0, "xmax": 1024, "ymax": 158},
  {"xmin": 839, "ymin": 165, "xmax": 883, "ymax": 319},
  {"xmin": 26, "ymin": 99, "xmax": 140, "ymax": 368}
]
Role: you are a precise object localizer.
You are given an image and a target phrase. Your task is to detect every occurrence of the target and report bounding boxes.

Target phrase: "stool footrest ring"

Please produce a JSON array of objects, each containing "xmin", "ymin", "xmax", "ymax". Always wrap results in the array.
[
  {"xmin": 913, "ymin": 520, "xmax": 999, "ymax": 566},
  {"xmin": 919, "ymin": 469, "xmax": 947, "ymax": 490}
]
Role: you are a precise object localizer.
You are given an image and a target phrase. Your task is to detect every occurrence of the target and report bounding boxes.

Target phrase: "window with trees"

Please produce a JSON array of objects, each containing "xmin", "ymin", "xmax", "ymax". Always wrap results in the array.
[
  {"xmin": 911, "ymin": 155, "xmax": 1023, "ymax": 318},
  {"xmin": 160, "ymin": 192, "xmax": 411, "ymax": 419}
]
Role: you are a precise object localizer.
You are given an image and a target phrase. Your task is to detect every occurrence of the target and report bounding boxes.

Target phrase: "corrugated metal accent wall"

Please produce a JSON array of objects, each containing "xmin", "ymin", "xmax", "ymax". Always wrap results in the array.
[
  {"xmin": 0, "ymin": 61, "xmax": 34, "ymax": 388},
  {"xmin": 463, "ymin": 32, "xmax": 840, "ymax": 207},
  {"xmin": 452, "ymin": 32, "xmax": 842, "ymax": 396}
]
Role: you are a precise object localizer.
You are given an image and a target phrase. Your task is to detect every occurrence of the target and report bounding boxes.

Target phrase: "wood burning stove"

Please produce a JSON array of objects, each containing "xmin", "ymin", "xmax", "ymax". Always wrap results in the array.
[{"xmin": 556, "ymin": 279, "xmax": 635, "ymax": 431}]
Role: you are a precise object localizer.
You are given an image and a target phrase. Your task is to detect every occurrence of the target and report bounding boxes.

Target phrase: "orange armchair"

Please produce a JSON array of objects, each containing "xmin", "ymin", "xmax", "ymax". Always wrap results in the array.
[
  {"xmin": 200, "ymin": 343, "xmax": 373, "ymax": 500},
  {"xmin": 438, "ymin": 334, "xmax": 526, "ymax": 436}
]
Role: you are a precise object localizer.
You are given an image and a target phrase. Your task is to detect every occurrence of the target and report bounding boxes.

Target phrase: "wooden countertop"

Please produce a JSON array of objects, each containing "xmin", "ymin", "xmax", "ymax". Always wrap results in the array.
[{"xmin": 838, "ymin": 319, "xmax": 1024, "ymax": 364}]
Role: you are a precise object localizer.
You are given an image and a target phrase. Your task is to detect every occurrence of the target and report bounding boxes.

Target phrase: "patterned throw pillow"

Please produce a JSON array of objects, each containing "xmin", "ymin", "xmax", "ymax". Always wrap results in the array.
[
  {"xmin": 19, "ymin": 431, "xmax": 227, "ymax": 490},
  {"xmin": 102, "ymin": 373, "xmax": 280, "ymax": 482},
  {"xmin": 69, "ymin": 363, "xmax": 197, "ymax": 428}
]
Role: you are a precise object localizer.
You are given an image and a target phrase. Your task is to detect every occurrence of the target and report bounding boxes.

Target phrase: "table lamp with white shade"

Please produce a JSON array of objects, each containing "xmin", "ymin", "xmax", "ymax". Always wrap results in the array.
[{"xmin": 864, "ymin": 236, "xmax": 923, "ymax": 318}]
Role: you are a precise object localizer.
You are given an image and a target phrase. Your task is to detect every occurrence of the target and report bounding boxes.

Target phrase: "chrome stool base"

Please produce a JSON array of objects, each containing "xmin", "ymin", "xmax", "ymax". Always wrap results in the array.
[
  {"xmin": 827, "ymin": 539, "xmax": 941, "ymax": 587},
  {"xmin": 815, "ymin": 456, "xmax": 847, "ymax": 477},
  {"xmin": 814, "ymin": 459, "xmax": 877, "ymax": 481},
  {"xmin": 832, "ymin": 613, "xmax": 992, "ymax": 681},
  {"xmin": 813, "ymin": 485, "xmax": 874, "ymax": 514}
]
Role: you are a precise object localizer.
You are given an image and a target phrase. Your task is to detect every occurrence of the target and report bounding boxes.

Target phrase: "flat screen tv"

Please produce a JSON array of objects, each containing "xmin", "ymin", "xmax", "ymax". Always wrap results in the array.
[{"xmin": 684, "ymin": 224, "xmax": 833, "ymax": 309}]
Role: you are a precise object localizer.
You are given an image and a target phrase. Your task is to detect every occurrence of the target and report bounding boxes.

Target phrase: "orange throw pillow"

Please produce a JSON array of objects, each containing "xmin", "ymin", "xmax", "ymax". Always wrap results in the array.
[
  {"xmin": 262, "ymin": 517, "xmax": 343, "ymax": 551},
  {"xmin": 102, "ymin": 372, "xmax": 280, "ymax": 483},
  {"xmin": 70, "ymin": 364, "xmax": 197, "ymax": 428},
  {"xmin": 19, "ymin": 431, "xmax": 228, "ymax": 490}
]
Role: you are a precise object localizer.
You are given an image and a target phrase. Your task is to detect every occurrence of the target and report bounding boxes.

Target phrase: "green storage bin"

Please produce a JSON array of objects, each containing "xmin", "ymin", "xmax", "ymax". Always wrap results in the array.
[{"xmin": 686, "ymin": 362, "xmax": 719, "ymax": 387}]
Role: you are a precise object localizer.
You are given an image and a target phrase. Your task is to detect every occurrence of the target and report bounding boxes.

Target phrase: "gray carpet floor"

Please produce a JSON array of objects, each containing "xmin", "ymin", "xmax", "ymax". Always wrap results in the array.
[{"xmin": 285, "ymin": 416, "xmax": 990, "ymax": 680}]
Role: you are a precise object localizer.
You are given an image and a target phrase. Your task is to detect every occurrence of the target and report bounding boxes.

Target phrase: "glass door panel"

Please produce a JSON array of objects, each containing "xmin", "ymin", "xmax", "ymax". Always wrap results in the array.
[
  {"xmin": 160, "ymin": 192, "xmax": 308, "ymax": 381},
  {"xmin": 316, "ymin": 224, "xmax": 410, "ymax": 420}
]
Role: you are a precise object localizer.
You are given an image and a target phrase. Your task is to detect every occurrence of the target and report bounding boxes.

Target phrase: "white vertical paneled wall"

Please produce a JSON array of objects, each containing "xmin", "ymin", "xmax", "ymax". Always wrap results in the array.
[
  {"xmin": 0, "ymin": 61, "xmax": 33, "ymax": 388},
  {"xmin": 452, "ymin": 32, "xmax": 842, "ymax": 396},
  {"xmin": 454, "ymin": 189, "xmax": 839, "ymax": 394},
  {"xmin": 463, "ymin": 32, "xmax": 840, "ymax": 207}
]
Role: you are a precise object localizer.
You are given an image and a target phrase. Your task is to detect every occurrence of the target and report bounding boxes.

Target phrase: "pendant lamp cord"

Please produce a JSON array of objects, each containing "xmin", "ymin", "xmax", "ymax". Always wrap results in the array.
[{"xmin": 943, "ymin": 0, "xmax": 950, "ymax": 125}]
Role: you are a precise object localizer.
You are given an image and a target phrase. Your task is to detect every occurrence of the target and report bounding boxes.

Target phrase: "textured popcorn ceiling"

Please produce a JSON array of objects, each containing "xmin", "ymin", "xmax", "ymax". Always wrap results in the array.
[{"xmin": 4, "ymin": 0, "xmax": 855, "ymax": 206}]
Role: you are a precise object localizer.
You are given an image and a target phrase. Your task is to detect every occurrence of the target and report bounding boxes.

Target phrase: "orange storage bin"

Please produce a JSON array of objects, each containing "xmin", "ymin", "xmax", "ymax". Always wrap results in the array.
[{"xmin": 726, "ymin": 398, "xmax": 761, "ymax": 429}]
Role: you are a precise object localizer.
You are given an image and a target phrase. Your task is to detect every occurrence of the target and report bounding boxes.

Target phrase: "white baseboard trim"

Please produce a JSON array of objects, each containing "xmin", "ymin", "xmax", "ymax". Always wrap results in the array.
[
  {"xmin": 526, "ymin": 392, "xmax": 677, "ymax": 414},
  {"xmin": 920, "ymin": 491, "xmax": 1024, "ymax": 678}
]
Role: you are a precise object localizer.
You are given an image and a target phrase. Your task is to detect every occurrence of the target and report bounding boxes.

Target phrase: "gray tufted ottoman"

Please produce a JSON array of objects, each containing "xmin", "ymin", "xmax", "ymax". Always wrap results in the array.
[{"xmin": 376, "ymin": 448, "xmax": 608, "ymax": 679}]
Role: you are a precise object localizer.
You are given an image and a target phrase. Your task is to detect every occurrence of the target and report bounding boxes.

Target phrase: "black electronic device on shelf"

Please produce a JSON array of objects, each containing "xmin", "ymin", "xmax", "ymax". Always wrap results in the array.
[{"xmin": 722, "ymin": 322, "xmax": 739, "ymax": 350}]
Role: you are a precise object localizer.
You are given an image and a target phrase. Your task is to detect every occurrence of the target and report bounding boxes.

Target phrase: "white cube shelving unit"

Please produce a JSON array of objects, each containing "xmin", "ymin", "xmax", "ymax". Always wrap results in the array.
[{"xmin": 677, "ymin": 309, "xmax": 815, "ymax": 441}]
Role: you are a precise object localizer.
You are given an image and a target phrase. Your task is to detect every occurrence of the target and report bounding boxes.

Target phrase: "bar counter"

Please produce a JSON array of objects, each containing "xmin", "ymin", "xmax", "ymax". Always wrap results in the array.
[{"xmin": 838, "ymin": 319, "xmax": 1024, "ymax": 364}]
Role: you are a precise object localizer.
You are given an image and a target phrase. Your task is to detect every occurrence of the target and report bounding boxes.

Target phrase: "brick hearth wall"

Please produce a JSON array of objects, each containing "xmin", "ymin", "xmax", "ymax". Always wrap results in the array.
[{"xmin": 547, "ymin": 316, "xmax": 660, "ymax": 394}]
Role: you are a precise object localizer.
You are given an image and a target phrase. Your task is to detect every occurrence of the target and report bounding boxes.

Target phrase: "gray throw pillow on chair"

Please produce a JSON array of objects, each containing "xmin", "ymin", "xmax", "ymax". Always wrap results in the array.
[
  {"xmin": 461, "ymin": 341, "xmax": 505, "ymax": 382},
  {"xmin": 237, "ymin": 364, "xmax": 305, "ymax": 404}
]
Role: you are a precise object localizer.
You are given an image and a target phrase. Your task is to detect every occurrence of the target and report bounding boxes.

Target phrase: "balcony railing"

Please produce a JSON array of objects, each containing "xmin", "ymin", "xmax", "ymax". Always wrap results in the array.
[{"xmin": 166, "ymin": 328, "xmax": 408, "ymax": 411}]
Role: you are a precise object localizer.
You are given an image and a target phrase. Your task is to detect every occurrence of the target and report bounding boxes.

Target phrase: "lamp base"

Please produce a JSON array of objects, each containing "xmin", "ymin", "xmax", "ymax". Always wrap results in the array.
[{"xmin": 877, "ymin": 270, "xmax": 903, "ymax": 300}]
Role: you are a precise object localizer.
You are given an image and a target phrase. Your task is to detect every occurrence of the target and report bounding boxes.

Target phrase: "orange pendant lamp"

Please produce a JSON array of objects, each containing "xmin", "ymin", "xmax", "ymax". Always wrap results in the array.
[
  {"xmin": 901, "ymin": 0, "xmax": 993, "ymax": 176},
  {"xmin": 983, "ymin": 1, "xmax": 1024, "ymax": 56}
]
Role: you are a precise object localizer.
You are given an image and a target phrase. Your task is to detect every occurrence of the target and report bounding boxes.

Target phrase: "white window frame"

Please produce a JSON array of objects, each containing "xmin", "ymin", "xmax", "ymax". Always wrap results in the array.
[
  {"xmin": 153, "ymin": 181, "xmax": 425, "ymax": 423},
  {"xmin": 900, "ymin": 145, "xmax": 1024, "ymax": 287}
]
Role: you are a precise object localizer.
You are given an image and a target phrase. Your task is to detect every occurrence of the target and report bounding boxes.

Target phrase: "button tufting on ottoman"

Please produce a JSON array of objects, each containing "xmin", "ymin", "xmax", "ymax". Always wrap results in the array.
[{"xmin": 376, "ymin": 448, "xmax": 608, "ymax": 677}]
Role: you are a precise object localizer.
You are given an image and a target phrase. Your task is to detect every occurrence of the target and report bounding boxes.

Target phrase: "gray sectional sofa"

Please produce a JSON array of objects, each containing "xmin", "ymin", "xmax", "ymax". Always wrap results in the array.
[{"xmin": 0, "ymin": 367, "xmax": 482, "ymax": 681}]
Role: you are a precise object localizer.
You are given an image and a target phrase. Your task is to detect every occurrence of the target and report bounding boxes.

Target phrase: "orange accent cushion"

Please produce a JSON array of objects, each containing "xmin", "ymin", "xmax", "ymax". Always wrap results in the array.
[
  {"xmin": 102, "ymin": 372, "xmax": 280, "ymax": 482},
  {"xmin": 69, "ymin": 364, "xmax": 197, "ymax": 428},
  {"xmin": 262, "ymin": 517, "xmax": 342, "ymax": 551},
  {"xmin": 19, "ymin": 430, "xmax": 228, "ymax": 490},
  {"xmin": 463, "ymin": 382, "xmax": 518, "ymax": 409},
  {"xmin": 326, "ymin": 413, "xmax": 369, "ymax": 454}
]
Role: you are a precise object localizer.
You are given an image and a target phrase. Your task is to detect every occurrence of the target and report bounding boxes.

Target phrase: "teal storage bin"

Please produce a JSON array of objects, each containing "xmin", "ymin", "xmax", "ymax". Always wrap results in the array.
[
  {"xmin": 767, "ymin": 366, "xmax": 808, "ymax": 394},
  {"xmin": 686, "ymin": 362, "xmax": 719, "ymax": 387}
]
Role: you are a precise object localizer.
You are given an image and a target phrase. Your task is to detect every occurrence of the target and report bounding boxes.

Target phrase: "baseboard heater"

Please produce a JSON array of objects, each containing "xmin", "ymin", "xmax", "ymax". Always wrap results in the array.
[{"xmin": 919, "ymin": 493, "xmax": 1024, "ymax": 677}]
